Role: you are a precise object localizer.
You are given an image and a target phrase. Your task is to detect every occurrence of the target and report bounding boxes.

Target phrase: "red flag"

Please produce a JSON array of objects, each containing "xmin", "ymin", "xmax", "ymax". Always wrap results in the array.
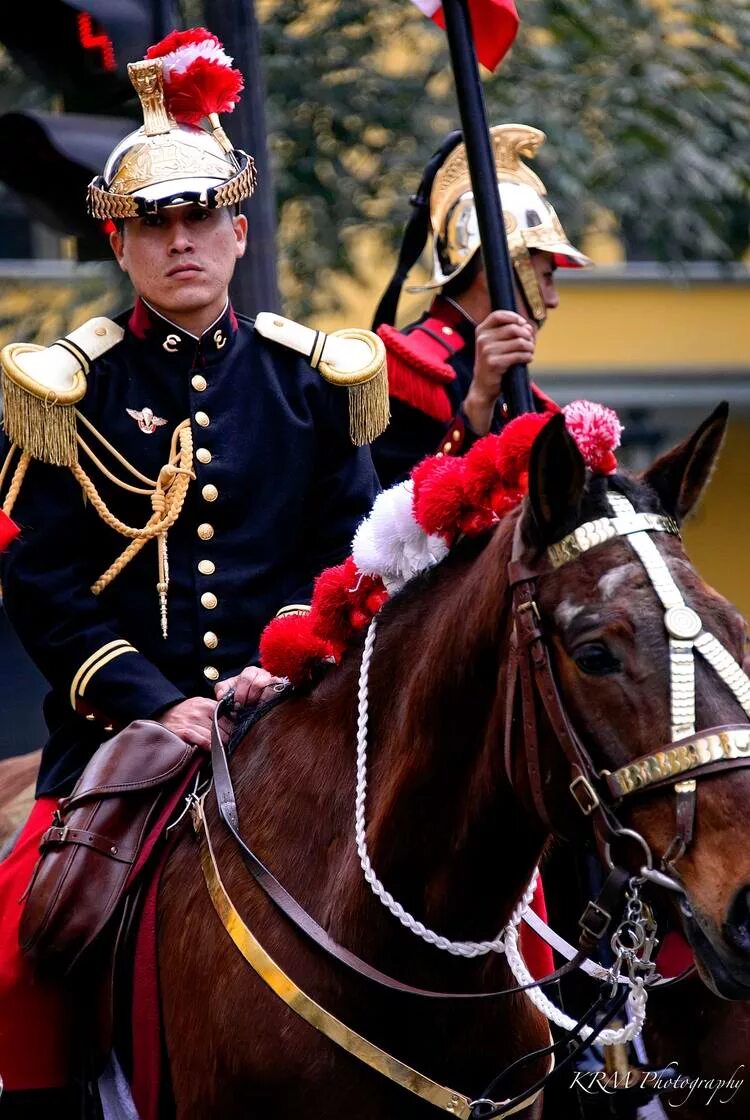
[{"xmin": 410, "ymin": 0, "xmax": 519, "ymax": 72}]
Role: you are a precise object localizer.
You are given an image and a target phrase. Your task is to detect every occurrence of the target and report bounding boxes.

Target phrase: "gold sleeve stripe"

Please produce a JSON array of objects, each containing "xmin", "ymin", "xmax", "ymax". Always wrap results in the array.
[
  {"xmin": 275, "ymin": 603, "xmax": 311, "ymax": 619},
  {"xmin": 69, "ymin": 639, "xmax": 137, "ymax": 709}
]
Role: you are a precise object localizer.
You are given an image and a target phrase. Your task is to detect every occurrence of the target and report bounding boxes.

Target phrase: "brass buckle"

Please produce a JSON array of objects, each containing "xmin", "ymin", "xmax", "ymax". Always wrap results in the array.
[
  {"xmin": 570, "ymin": 773, "xmax": 600, "ymax": 815},
  {"xmin": 579, "ymin": 899, "xmax": 612, "ymax": 942}
]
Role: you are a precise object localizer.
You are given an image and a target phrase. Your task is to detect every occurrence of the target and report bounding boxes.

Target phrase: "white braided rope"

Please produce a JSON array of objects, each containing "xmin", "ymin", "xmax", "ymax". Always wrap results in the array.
[
  {"xmin": 503, "ymin": 920, "xmax": 648, "ymax": 1045},
  {"xmin": 355, "ymin": 618, "xmax": 509, "ymax": 957}
]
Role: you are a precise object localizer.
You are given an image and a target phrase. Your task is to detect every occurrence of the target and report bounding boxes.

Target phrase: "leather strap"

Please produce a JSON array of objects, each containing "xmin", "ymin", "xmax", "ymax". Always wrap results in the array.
[
  {"xmin": 41, "ymin": 825, "xmax": 135, "ymax": 863},
  {"xmin": 209, "ymin": 701, "xmax": 595, "ymax": 1001}
]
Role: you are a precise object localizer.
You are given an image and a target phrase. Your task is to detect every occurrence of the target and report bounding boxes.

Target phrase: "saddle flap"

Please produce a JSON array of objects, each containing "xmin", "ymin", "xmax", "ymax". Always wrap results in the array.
[{"xmin": 61, "ymin": 721, "xmax": 194, "ymax": 809}]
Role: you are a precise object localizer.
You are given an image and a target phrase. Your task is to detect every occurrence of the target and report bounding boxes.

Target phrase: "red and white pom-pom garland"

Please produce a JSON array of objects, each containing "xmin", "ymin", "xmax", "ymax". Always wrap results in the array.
[
  {"xmin": 261, "ymin": 400, "xmax": 622, "ymax": 684},
  {"xmin": 146, "ymin": 27, "xmax": 244, "ymax": 126}
]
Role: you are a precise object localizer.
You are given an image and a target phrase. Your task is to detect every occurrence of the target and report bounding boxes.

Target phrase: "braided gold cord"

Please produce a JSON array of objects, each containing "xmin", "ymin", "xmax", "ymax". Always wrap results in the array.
[
  {"xmin": 0, "ymin": 443, "xmax": 19, "ymax": 496},
  {"xmin": 1, "ymin": 450, "xmax": 30, "ymax": 518},
  {"xmin": 87, "ymin": 155, "xmax": 257, "ymax": 220},
  {"xmin": 76, "ymin": 421, "xmax": 194, "ymax": 596},
  {"xmin": 76, "ymin": 410, "xmax": 157, "ymax": 487}
]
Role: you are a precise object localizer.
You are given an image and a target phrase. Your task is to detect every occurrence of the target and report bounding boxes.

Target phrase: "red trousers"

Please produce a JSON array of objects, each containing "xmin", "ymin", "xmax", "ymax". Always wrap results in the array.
[{"xmin": 0, "ymin": 797, "xmax": 73, "ymax": 1090}]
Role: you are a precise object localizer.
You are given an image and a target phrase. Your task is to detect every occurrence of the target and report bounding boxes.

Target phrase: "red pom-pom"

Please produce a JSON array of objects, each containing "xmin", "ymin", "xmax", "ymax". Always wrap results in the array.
[
  {"xmin": 146, "ymin": 27, "xmax": 218, "ymax": 58},
  {"xmin": 495, "ymin": 413, "xmax": 552, "ymax": 489},
  {"xmin": 411, "ymin": 455, "xmax": 467, "ymax": 537},
  {"xmin": 563, "ymin": 400, "xmax": 622, "ymax": 475},
  {"xmin": 0, "ymin": 511, "xmax": 20, "ymax": 551},
  {"xmin": 311, "ymin": 557, "xmax": 387, "ymax": 648},
  {"xmin": 462, "ymin": 435, "xmax": 526, "ymax": 520},
  {"xmin": 259, "ymin": 613, "xmax": 335, "ymax": 685}
]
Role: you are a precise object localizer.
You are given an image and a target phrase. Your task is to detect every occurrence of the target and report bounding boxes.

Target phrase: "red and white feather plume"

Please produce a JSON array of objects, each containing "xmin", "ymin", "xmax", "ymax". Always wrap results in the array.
[{"xmin": 146, "ymin": 27, "xmax": 244, "ymax": 126}]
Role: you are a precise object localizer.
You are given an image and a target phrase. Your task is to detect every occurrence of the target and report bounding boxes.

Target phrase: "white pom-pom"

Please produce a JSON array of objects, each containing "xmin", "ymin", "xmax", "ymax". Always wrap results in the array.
[{"xmin": 353, "ymin": 481, "xmax": 448, "ymax": 590}]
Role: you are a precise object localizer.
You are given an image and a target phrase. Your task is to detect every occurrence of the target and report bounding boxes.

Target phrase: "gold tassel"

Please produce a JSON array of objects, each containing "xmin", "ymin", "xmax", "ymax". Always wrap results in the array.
[
  {"xmin": 316, "ymin": 327, "xmax": 390, "ymax": 446},
  {"xmin": 347, "ymin": 360, "xmax": 391, "ymax": 446},
  {"xmin": 1, "ymin": 371, "xmax": 79, "ymax": 467}
]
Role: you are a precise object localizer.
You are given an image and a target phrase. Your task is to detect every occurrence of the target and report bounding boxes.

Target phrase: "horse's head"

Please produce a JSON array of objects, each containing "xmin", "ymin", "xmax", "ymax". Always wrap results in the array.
[{"xmin": 508, "ymin": 403, "xmax": 750, "ymax": 998}]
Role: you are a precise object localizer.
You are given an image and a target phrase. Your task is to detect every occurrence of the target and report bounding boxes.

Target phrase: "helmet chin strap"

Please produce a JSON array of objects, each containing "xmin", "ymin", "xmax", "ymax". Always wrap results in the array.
[{"xmin": 512, "ymin": 253, "xmax": 546, "ymax": 326}]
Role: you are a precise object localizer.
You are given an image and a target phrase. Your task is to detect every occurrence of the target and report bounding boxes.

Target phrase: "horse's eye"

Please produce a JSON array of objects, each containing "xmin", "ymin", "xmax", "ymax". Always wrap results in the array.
[{"xmin": 573, "ymin": 642, "xmax": 621, "ymax": 676}]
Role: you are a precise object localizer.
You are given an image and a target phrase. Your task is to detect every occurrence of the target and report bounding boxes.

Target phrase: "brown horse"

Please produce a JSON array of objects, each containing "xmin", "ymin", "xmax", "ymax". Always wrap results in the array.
[{"xmin": 157, "ymin": 406, "xmax": 750, "ymax": 1119}]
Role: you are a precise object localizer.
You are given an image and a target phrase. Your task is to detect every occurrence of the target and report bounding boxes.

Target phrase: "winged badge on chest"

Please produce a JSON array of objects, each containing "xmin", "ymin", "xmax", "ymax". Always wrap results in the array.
[{"xmin": 126, "ymin": 407, "xmax": 168, "ymax": 434}]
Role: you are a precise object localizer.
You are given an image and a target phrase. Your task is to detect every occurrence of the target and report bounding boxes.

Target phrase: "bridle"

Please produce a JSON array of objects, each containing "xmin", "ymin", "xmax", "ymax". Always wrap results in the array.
[
  {"xmin": 506, "ymin": 487, "xmax": 750, "ymax": 886},
  {"xmin": 191, "ymin": 485, "xmax": 750, "ymax": 1120}
]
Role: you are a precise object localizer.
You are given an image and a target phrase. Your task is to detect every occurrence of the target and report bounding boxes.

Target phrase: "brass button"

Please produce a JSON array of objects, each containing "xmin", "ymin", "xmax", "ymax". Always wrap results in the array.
[
  {"xmin": 198, "ymin": 559, "xmax": 215, "ymax": 575},
  {"xmin": 197, "ymin": 523, "xmax": 214, "ymax": 541},
  {"xmin": 443, "ymin": 441, "xmax": 452, "ymax": 452},
  {"xmin": 441, "ymin": 326, "xmax": 453, "ymax": 336},
  {"xmin": 202, "ymin": 483, "xmax": 218, "ymax": 503},
  {"xmin": 201, "ymin": 592, "xmax": 218, "ymax": 610},
  {"xmin": 452, "ymin": 429, "xmax": 461, "ymax": 441},
  {"xmin": 196, "ymin": 447, "xmax": 212, "ymax": 464},
  {"xmin": 203, "ymin": 631, "xmax": 218, "ymax": 650},
  {"xmin": 195, "ymin": 411, "xmax": 210, "ymax": 427},
  {"xmin": 204, "ymin": 665, "xmax": 220, "ymax": 681},
  {"xmin": 191, "ymin": 374, "xmax": 207, "ymax": 392}
]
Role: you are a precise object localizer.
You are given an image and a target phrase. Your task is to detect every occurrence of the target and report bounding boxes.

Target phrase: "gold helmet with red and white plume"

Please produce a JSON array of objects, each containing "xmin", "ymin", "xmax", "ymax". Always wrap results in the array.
[{"xmin": 87, "ymin": 28, "xmax": 256, "ymax": 220}]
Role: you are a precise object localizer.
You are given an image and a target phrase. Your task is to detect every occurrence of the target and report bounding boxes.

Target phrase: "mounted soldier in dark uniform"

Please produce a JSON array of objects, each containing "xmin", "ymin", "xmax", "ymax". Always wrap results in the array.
[
  {"xmin": 371, "ymin": 124, "xmax": 591, "ymax": 487},
  {"xmin": 0, "ymin": 28, "xmax": 383, "ymax": 1116}
]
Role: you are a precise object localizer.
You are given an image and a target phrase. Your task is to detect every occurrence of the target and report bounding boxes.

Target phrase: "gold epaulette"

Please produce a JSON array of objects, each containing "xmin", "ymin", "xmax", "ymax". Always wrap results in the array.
[
  {"xmin": 254, "ymin": 312, "xmax": 389, "ymax": 446},
  {"xmin": 1, "ymin": 317, "xmax": 124, "ymax": 466}
]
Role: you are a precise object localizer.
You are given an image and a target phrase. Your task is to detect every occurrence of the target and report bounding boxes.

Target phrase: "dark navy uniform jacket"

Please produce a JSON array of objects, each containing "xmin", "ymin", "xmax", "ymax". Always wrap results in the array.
[
  {"xmin": 373, "ymin": 296, "xmax": 553, "ymax": 488},
  {"xmin": 0, "ymin": 299, "xmax": 378, "ymax": 797}
]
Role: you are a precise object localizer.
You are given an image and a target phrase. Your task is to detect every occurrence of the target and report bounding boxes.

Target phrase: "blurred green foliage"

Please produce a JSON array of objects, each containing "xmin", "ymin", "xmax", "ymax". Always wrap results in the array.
[{"xmin": 257, "ymin": 0, "xmax": 750, "ymax": 314}]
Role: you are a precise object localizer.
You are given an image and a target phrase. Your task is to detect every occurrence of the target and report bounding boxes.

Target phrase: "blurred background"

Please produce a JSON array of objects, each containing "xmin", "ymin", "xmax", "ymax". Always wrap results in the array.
[{"xmin": 0, "ymin": 0, "xmax": 748, "ymax": 758}]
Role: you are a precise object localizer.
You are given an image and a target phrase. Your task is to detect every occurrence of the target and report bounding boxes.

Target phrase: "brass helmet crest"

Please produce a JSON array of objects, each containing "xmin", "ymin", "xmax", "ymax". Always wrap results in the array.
[
  {"xmin": 87, "ymin": 28, "xmax": 256, "ymax": 220},
  {"xmin": 416, "ymin": 124, "xmax": 592, "ymax": 323}
]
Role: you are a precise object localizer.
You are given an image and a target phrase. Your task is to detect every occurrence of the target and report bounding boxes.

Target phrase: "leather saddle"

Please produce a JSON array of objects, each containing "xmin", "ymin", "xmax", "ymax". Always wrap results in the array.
[{"xmin": 19, "ymin": 720, "xmax": 202, "ymax": 977}]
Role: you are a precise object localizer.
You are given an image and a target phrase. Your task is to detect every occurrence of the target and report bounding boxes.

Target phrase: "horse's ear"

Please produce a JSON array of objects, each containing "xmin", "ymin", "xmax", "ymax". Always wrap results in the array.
[
  {"xmin": 642, "ymin": 402, "xmax": 729, "ymax": 522},
  {"xmin": 526, "ymin": 413, "xmax": 586, "ymax": 547}
]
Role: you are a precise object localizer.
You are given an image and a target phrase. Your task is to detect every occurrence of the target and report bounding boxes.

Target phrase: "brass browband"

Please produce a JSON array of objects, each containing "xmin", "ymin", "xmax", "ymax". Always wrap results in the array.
[{"xmin": 605, "ymin": 726, "xmax": 750, "ymax": 799}]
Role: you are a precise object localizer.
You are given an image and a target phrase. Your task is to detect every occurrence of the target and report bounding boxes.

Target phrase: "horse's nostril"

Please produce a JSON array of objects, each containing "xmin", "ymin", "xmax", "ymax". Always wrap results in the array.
[{"xmin": 724, "ymin": 885, "xmax": 750, "ymax": 955}]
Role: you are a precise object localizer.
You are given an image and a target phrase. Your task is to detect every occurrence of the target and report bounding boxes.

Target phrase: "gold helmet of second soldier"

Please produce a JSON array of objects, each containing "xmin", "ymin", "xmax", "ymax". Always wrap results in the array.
[
  {"xmin": 87, "ymin": 27, "xmax": 256, "ymax": 220},
  {"xmin": 417, "ymin": 124, "xmax": 591, "ymax": 323}
]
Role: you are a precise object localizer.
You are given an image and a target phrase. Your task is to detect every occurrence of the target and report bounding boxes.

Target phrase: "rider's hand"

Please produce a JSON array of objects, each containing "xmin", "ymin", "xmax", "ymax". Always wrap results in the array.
[
  {"xmin": 215, "ymin": 665, "xmax": 282, "ymax": 709},
  {"xmin": 156, "ymin": 697, "xmax": 217, "ymax": 750},
  {"xmin": 463, "ymin": 310, "xmax": 536, "ymax": 435}
]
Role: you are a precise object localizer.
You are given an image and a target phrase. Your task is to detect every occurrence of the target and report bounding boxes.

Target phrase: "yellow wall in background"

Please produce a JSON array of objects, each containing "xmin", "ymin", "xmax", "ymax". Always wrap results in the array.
[
  {"xmin": 684, "ymin": 420, "xmax": 750, "ymax": 620},
  {"xmin": 534, "ymin": 279, "xmax": 750, "ymax": 372}
]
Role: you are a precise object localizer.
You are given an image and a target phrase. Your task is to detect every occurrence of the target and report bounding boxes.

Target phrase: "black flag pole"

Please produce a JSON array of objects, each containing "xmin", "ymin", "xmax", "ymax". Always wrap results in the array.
[{"xmin": 441, "ymin": 0, "xmax": 534, "ymax": 417}]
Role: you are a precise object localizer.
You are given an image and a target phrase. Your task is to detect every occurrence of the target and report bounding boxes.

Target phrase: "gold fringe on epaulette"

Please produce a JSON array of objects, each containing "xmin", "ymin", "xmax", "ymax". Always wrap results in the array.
[
  {"xmin": 346, "ymin": 363, "xmax": 390, "ymax": 446},
  {"xmin": 1, "ymin": 371, "xmax": 79, "ymax": 467},
  {"xmin": 316, "ymin": 327, "xmax": 390, "ymax": 446}
]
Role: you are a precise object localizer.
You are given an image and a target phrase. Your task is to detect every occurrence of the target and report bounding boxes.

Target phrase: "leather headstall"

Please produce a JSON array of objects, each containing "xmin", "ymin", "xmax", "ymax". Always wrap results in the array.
[{"xmin": 504, "ymin": 493, "xmax": 750, "ymax": 877}]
